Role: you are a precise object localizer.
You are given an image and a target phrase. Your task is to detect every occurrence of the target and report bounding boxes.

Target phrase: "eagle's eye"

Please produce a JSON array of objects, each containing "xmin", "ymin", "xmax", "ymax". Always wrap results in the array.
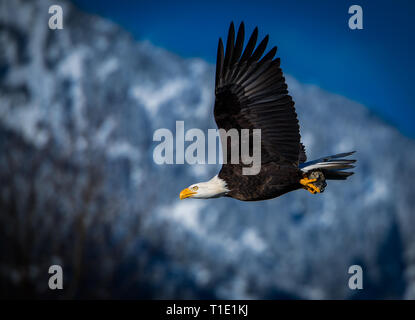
[{"xmin": 192, "ymin": 186, "xmax": 199, "ymax": 191}]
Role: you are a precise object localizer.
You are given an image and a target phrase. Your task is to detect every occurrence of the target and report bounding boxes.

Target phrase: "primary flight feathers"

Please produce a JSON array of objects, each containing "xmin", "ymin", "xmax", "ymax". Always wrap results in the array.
[{"xmin": 214, "ymin": 22, "xmax": 301, "ymax": 165}]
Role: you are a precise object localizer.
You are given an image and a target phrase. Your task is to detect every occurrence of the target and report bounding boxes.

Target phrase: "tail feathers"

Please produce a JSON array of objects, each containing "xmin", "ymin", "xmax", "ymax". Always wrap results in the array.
[
  {"xmin": 300, "ymin": 151, "xmax": 356, "ymax": 180},
  {"xmin": 323, "ymin": 170, "xmax": 354, "ymax": 180},
  {"xmin": 299, "ymin": 151, "xmax": 356, "ymax": 169},
  {"xmin": 301, "ymin": 160, "xmax": 355, "ymax": 172}
]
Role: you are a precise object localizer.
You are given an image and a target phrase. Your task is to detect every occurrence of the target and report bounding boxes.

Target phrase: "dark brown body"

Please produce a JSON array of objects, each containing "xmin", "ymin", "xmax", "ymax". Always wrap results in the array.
[{"xmin": 219, "ymin": 163, "xmax": 303, "ymax": 201}]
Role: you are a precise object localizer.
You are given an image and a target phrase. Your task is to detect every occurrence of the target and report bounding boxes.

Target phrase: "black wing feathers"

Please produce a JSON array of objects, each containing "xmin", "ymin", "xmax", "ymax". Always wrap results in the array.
[
  {"xmin": 215, "ymin": 38, "xmax": 224, "ymax": 88},
  {"xmin": 250, "ymin": 35, "xmax": 269, "ymax": 62},
  {"xmin": 214, "ymin": 22, "xmax": 301, "ymax": 165},
  {"xmin": 240, "ymin": 27, "xmax": 258, "ymax": 63},
  {"xmin": 231, "ymin": 22, "xmax": 244, "ymax": 66},
  {"xmin": 223, "ymin": 22, "xmax": 235, "ymax": 79}
]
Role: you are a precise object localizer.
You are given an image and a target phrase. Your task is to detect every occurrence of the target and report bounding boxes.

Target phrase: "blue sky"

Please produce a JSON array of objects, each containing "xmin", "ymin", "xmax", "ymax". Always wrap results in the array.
[{"xmin": 72, "ymin": 0, "xmax": 415, "ymax": 138}]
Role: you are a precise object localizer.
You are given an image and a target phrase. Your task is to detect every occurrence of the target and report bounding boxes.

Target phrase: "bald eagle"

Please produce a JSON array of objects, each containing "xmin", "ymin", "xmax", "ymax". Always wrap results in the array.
[{"xmin": 180, "ymin": 22, "xmax": 356, "ymax": 201}]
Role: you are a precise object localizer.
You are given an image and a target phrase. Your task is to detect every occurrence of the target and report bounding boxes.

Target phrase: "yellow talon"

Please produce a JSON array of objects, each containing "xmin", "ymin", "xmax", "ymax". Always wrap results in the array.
[
  {"xmin": 300, "ymin": 177, "xmax": 316, "ymax": 184},
  {"xmin": 300, "ymin": 177, "xmax": 321, "ymax": 194}
]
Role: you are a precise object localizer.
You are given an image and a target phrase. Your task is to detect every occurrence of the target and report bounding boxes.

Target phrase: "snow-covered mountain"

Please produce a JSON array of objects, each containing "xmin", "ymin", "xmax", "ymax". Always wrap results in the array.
[{"xmin": 1, "ymin": 0, "xmax": 414, "ymax": 299}]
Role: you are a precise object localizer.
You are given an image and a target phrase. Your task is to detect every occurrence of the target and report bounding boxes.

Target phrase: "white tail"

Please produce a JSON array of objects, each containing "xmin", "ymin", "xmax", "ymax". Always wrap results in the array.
[{"xmin": 300, "ymin": 151, "xmax": 356, "ymax": 180}]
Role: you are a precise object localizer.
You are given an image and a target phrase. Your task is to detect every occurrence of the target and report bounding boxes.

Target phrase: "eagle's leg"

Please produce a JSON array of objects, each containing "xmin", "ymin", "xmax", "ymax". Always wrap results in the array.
[
  {"xmin": 300, "ymin": 177, "xmax": 320, "ymax": 194},
  {"xmin": 300, "ymin": 171, "xmax": 326, "ymax": 194}
]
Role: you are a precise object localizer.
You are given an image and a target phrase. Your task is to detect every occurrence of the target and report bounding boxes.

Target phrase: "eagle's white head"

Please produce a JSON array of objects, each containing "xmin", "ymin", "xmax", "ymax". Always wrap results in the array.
[{"xmin": 180, "ymin": 175, "xmax": 229, "ymax": 200}]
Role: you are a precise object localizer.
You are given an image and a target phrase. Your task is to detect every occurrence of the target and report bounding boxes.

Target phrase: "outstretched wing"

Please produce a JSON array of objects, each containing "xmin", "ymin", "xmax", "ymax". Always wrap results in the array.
[{"xmin": 214, "ymin": 22, "xmax": 301, "ymax": 166}]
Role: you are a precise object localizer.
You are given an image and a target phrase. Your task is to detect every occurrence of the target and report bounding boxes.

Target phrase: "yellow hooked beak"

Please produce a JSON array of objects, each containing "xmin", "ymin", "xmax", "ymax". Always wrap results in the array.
[{"xmin": 180, "ymin": 188, "xmax": 196, "ymax": 200}]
